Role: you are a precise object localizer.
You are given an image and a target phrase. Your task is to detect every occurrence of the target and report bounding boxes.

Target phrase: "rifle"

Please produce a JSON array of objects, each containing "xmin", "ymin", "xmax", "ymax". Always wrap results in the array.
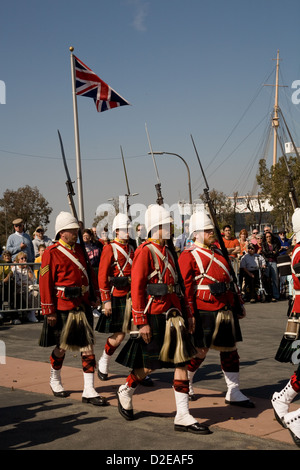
[
  {"xmin": 57, "ymin": 129, "xmax": 97, "ymax": 302},
  {"xmin": 190, "ymin": 134, "xmax": 244, "ymax": 316},
  {"xmin": 145, "ymin": 128, "xmax": 198, "ymax": 363},
  {"xmin": 145, "ymin": 125, "xmax": 186, "ymax": 295},
  {"xmin": 120, "ymin": 145, "xmax": 138, "ymax": 249}
]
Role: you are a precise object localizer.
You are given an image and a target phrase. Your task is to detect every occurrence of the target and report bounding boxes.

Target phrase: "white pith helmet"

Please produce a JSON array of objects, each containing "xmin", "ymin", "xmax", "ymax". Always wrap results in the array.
[
  {"xmin": 145, "ymin": 204, "xmax": 173, "ymax": 235},
  {"xmin": 189, "ymin": 210, "xmax": 214, "ymax": 236},
  {"xmin": 112, "ymin": 213, "xmax": 132, "ymax": 234},
  {"xmin": 55, "ymin": 211, "xmax": 79, "ymax": 239},
  {"xmin": 292, "ymin": 208, "xmax": 300, "ymax": 243}
]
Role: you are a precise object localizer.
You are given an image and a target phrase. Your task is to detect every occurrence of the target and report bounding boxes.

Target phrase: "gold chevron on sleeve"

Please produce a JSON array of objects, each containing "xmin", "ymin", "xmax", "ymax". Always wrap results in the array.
[{"xmin": 40, "ymin": 265, "xmax": 50, "ymax": 277}]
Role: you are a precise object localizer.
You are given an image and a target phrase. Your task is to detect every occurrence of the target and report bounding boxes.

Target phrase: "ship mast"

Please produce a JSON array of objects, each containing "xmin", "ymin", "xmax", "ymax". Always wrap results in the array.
[{"xmin": 272, "ymin": 49, "xmax": 280, "ymax": 166}]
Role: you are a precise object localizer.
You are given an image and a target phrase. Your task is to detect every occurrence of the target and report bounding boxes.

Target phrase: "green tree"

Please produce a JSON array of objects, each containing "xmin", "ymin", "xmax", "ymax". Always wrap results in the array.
[
  {"xmin": 198, "ymin": 188, "xmax": 236, "ymax": 231},
  {"xmin": 0, "ymin": 185, "xmax": 52, "ymax": 247},
  {"xmin": 256, "ymin": 156, "xmax": 300, "ymax": 231}
]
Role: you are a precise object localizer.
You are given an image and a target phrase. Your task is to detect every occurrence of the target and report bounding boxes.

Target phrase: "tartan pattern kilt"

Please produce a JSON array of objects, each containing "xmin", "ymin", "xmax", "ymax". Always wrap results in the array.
[
  {"xmin": 192, "ymin": 308, "xmax": 242, "ymax": 350},
  {"xmin": 116, "ymin": 313, "xmax": 191, "ymax": 370},
  {"xmin": 39, "ymin": 304, "xmax": 94, "ymax": 348},
  {"xmin": 95, "ymin": 295, "xmax": 128, "ymax": 333}
]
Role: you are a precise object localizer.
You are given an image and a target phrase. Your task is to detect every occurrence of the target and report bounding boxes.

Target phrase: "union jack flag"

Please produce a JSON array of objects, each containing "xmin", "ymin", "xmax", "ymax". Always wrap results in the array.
[{"xmin": 74, "ymin": 55, "xmax": 130, "ymax": 112}]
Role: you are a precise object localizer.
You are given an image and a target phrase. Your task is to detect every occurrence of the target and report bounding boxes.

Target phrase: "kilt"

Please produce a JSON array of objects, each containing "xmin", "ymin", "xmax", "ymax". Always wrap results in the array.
[
  {"xmin": 39, "ymin": 304, "xmax": 94, "ymax": 348},
  {"xmin": 192, "ymin": 308, "xmax": 242, "ymax": 351},
  {"xmin": 95, "ymin": 295, "xmax": 128, "ymax": 333},
  {"xmin": 115, "ymin": 313, "xmax": 195, "ymax": 370}
]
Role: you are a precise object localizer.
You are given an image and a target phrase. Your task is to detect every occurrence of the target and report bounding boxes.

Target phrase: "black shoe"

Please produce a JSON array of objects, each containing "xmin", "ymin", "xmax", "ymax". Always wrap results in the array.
[
  {"xmin": 225, "ymin": 399, "xmax": 255, "ymax": 408},
  {"xmin": 188, "ymin": 394, "xmax": 197, "ymax": 401},
  {"xmin": 140, "ymin": 376, "xmax": 154, "ymax": 387},
  {"xmin": 82, "ymin": 395, "xmax": 109, "ymax": 406},
  {"xmin": 50, "ymin": 387, "xmax": 70, "ymax": 398},
  {"xmin": 116, "ymin": 391, "xmax": 134, "ymax": 420},
  {"xmin": 97, "ymin": 368, "xmax": 108, "ymax": 381},
  {"xmin": 288, "ymin": 429, "xmax": 300, "ymax": 448},
  {"xmin": 174, "ymin": 422, "xmax": 212, "ymax": 435}
]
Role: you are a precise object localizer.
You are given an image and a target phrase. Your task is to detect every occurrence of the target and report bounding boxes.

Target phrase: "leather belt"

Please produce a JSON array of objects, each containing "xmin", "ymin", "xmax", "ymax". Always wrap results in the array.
[{"xmin": 55, "ymin": 285, "xmax": 89, "ymax": 297}]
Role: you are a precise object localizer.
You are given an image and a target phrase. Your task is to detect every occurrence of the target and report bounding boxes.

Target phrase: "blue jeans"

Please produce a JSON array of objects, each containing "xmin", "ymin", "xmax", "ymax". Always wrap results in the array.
[{"xmin": 266, "ymin": 261, "xmax": 280, "ymax": 299}]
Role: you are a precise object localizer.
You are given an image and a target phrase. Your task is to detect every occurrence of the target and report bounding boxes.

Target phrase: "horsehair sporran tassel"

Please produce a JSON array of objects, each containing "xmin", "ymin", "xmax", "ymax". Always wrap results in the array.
[
  {"xmin": 60, "ymin": 310, "xmax": 94, "ymax": 351},
  {"xmin": 173, "ymin": 317, "xmax": 196, "ymax": 364},
  {"xmin": 122, "ymin": 295, "xmax": 132, "ymax": 333},
  {"xmin": 179, "ymin": 319, "xmax": 197, "ymax": 361},
  {"xmin": 159, "ymin": 318, "xmax": 174, "ymax": 362},
  {"xmin": 160, "ymin": 311, "xmax": 195, "ymax": 364},
  {"xmin": 211, "ymin": 310, "xmax": 236, "ymax": 351},
  {"xmin": 173, "ymin": 318, "xmax": 186, "ymax": 364}
]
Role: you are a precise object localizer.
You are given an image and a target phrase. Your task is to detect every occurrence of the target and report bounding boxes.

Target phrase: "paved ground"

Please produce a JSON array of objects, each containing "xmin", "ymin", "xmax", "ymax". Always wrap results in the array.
[{"xmin": 1, "ymin": 299, "xmax": 300, "ymax": 454}]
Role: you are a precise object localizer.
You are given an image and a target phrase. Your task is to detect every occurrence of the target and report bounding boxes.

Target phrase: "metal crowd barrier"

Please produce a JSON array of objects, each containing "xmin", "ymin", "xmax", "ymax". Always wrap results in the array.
[{"xmin": 0, "ymin": 262, "xmax": 41, "ymax": 320}]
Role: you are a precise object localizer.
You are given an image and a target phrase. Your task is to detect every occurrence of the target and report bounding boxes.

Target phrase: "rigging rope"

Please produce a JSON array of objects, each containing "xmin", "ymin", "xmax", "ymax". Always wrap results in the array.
[{"xmin": 191, "ymin": 66, "xmax": 276, "ymax": 195}]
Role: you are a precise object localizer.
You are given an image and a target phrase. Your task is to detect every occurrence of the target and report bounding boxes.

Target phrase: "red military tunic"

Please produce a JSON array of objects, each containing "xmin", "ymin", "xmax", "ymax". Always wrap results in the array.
[
  {"xmin": 131, "ymin": 240, "xmax": 181, "ymax": 326},
  {"xmin": 178, "ymin": 242, "xmax": 235, "ymax": 315},
  {"xmin": 292, "ymin": 243, "xmax": 300, "ymax": 312},
  {"xmin": 98, "ymin": 240, "xmax": 134, "ymax": 302},
  {"xmin": 39, "ymin": 239, "xmax": 98, "ymax": 315}
]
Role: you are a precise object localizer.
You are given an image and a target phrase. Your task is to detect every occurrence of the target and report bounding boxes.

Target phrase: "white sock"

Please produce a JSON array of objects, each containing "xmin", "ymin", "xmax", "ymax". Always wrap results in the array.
[
  {"xmin": 117, "ymin": 383, "xmax": 136, "ymax": 410},
  {"xmin": 284, "ymin": 408, "xmax": 300, "ymax": 438},
  {"xmin": 173, "ymin": 389, "xmax": 197, "ymax": 426},
  {"xmin": 223, "ymin": 371, "xmax": 249, "ymax": 402},
  {"xmin": 98, "ymin": 350, "xmax": 111, "ymax": 375},
  {"xmin": 50, "ymin": 367, "xmax": 64, "ymax": 393},
  {"xmin": 82, "ymin": 372, "xmax": 99, "ymax": 398}
]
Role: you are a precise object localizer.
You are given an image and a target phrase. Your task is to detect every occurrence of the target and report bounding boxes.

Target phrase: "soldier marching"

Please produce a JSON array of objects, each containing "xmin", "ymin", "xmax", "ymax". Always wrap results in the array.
[{"xmin": 39, "ymin": 211, "xmax": 108, "ymax": 406}]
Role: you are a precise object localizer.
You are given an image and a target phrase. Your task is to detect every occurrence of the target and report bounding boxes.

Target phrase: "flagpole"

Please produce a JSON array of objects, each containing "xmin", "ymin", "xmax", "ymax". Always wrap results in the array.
[{"xmin": 69, "ymin": 46, "xmax": 85, "ymax": 225}]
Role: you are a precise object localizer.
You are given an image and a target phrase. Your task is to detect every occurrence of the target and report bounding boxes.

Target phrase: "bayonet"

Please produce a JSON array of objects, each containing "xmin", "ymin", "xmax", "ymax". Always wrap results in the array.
[
  {"xmin": 120, "ymin": 145, "xmax": 138, "ymax": 217},
  {"xmin": 145, "ymin": 123, "xmax": 164, "ymax": 205},
  {"xmin": 58, "ymin": 129, "xmax": 78, "ymax": 219}
]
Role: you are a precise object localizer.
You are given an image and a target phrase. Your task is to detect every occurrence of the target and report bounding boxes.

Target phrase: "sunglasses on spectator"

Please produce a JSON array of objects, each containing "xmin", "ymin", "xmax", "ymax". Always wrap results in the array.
[{"xmin": 252, "ymin": 231, "xmax": 258, "ymax": 234}]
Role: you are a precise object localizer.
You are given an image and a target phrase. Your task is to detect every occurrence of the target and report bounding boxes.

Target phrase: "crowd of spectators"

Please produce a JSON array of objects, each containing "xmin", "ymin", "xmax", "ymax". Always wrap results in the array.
[{"xmin": 221, "ymin": 224, "xmax": 295, "ymax": 303}]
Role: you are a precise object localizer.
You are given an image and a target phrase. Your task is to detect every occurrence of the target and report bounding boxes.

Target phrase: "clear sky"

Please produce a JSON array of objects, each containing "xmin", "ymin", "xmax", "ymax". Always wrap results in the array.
[{"xmin": 1, "ymin": 0, "xmax": 300, "ymax": 237}]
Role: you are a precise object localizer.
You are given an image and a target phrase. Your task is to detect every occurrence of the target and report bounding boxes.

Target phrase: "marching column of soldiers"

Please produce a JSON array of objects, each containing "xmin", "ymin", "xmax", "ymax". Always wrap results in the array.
[{"xmin": 38, "ymin": 203, "xmax": 300, "ymax": 446}]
